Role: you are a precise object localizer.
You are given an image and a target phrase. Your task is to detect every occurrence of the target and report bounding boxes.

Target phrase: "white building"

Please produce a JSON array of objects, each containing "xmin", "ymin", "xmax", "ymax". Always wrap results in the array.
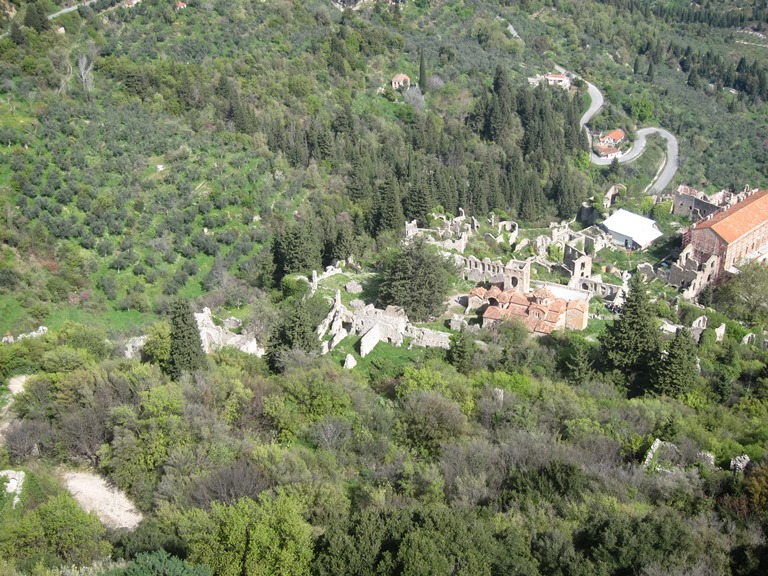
[{"xmin": 601, "ymin": 209, "xmax": 663, "ymax": 250}]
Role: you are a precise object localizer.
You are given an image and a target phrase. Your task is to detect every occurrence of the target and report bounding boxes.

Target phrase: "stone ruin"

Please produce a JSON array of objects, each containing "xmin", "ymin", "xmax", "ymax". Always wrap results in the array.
[
  {"xmin": 671, "ymin": 184, "xmax": 749, "ymax": 222},
  {"xmin": 307, "ymin": 265, "xmax": 344, "ymax": 295},
  {"xmin": 195, "ymin": 307, "xmax": 265, "ymax": 356},
  {"xmin": 485, "ymin": 215, "xmax": 519, "ymax": 247},
  {"xmin": 124, "ymin": 308, "xmax": 265, "ymax": 360},
  {"xmin": 317, "ymin": 291, "xmax": 452, "ymax": 361},
  {"xmin": 0, "ymin": 470, "xmax": 25, "ymax": 508},
  {"xmin": 405, "ymin": 208, "xmax": 482, "ymax": 254},
  {"xmin": 460, "ymin": 255, "xmax": 531, "ymax": 292},
  {"xmin": 658, "ymin": 314, "xmax": 726, "ymax": 344},
  {"xmin": 643, "ymin": 438, "xmax": 681, "ymax": 471},
  {"xmin": 2, "ymin": 326, "xmax": 48, "ymax": 344}
]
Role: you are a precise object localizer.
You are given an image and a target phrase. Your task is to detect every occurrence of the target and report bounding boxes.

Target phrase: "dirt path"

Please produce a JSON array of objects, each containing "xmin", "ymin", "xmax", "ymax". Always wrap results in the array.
[
  {"xmin": 63, "ymin": 470, "xmax": 144, "ymax": 530},
  {"xmin": 0, "ymin": 375, "xmax": 29, "ymax": 438}
]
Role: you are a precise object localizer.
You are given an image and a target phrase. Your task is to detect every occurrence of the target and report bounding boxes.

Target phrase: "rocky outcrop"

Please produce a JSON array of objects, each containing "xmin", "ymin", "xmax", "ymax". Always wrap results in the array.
[
  {"xmin": 730, "ymin": 454, "xmax": 751, "ymax": 473},
  {"xmin": 124, "ymin": 336, "xmax": 147, "ymax": 359}
]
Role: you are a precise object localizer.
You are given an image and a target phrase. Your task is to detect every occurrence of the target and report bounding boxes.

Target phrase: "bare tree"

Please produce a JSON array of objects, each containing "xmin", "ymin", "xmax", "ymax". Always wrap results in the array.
[
  {"xmin": 189, "ymin": 460, "xmax": 271, "ymax": 508},
  {"xmin": 310, "ymin": 417, "xmax": 351, "ymax": 451},
  {"xmin": 77, "ymin": 53, "xmax": 94, "ymax": 101},
  {"xmin": 49, "ymin": 48, "xmax": 73, "ymax": 96},
  {"xmin": 60, "ymin": 408, "xmax": 109, "ymax": 466},
  {"xmin": 4, "ymin": 420, "xmax": 52, "ymax": 464}
]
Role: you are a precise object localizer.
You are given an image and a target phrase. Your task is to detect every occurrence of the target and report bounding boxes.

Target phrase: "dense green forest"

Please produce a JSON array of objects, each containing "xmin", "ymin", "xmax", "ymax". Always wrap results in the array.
[{"xmin": 2, "ymin": 0, "xmax": 768, "ymax": 574}]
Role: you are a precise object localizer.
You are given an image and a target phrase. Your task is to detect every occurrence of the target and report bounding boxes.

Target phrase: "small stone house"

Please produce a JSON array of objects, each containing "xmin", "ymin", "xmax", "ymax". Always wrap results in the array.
[
  {"xmin": 545, "ymin": 73, "xmax": 571, "ymax": 89},
  {"xmin": 392, "ymin": 73, "xmax": 410, "ymax": 90}
]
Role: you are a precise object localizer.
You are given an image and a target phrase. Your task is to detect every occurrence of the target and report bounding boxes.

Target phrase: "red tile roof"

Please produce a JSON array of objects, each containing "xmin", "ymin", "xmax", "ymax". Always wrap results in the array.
[
  {"xmin": 693, "ymin": 189, "xmax": 768, "ymax": 244},
  {"xmin": 596, "ymin": 145, "xmax": 620, "ymax": 157},
  {"xmin": 533, "ymin": 288, "xmax": 555, "ymax": 300},
  {"xmin": 507, "ymin": 303, "xmax": 529, "ymax": 316},
  {"xmin": 509, "ymin": 292, "xmax": 530, "ymax": 306},
  {"xmin": 534, "ymin": 321, "xmax": 555, "ymax": 335},
  {"xmin": 496, "ymin": 291, "xmax": 513, "ymax": 304},
  {"xmin": 567, "ymin": 300, "xmax": 589, "ymax": 312},
  {"xmin": 469, "ymin": 287, "xmax": 487, "ymax": 298},
  {"xmin": 545, "ymin": 311, "xmax": 561, "ymax": 323},
  {"xmin": 486, "ymin": 285, "xmax": 502, "ymax": 299},
  {"xmin": 548, "ymin": 299, "xmax": 567, "ymax": 314},
  {"xmin": 482, "ymin": 307, "xmax": 504, "ymax": 320},
  {"xmin": 605, "ymin": 129, "xmax": 625, "ymax": 142}
]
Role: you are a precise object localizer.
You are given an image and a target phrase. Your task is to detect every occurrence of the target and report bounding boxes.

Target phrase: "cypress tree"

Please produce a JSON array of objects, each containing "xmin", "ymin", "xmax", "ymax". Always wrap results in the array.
[
  {"xmin": 10, "ymin": 22, "xmax": 26, "ymax": 46},
  {"xmin": 168, "ymin": 298, "xmax": 206, "ymax": 380},
  {"xmin": 565, "ymin": 338, "xmax": 594, "ymax": 386},
  {"xmin": 448, "ymin": 328, "xmax": 476, "ymax": 375},
  {"xmin": 651, "ymin": 328, "xmax": 698, "ymax": 397},
  {"xmin": 599, "ymin": 275, "xmax": 661, "ymax": 392},
  {"xmin": 418, "ymin": 48, "xmax": 427, "ymax": 93},
  {"xmin": 374, "ymin": 178, "xmax": 404, "ymax": 235}
]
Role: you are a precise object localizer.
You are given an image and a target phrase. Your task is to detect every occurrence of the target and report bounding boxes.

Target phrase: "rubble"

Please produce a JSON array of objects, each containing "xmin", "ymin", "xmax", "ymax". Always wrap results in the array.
[
  {"xmin": 2, "ymin": 326, "xmax": 48, "ymax": 344},
  {"xmin": 0, "ymin": 470, "xmax": 25, "ymax": 508}
]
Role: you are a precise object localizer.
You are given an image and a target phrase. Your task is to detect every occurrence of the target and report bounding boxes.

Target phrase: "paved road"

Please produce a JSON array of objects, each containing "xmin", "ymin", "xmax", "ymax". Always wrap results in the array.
[
  {"xmin": 555, "ymin": 66, "xmax": 603, "ymax": 127},
  {"xmin": 591, "ymin": 127, "xmax": 678, "ymax": 193},
  {"xmin": 48, "ymin": 0, "xmax": 100, "ymax": 20},
  {"xmin": 557, "ymin": 66, "xmax": 678, "ymax": 194}
]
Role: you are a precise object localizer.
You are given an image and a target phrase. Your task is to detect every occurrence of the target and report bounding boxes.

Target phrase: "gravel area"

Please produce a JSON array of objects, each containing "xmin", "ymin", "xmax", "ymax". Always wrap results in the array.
[{"xmin": 63, "ymin": 471, "xmax": 144, "ymax": 530}]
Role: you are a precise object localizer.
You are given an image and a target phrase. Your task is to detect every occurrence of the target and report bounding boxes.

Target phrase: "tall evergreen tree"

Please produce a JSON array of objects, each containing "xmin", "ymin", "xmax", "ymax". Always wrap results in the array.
[
  {"xmin": 24, "ymin": 2, "xmax": 49, "ymax": 33},
  {"xmin": 277, "ymin": 222, "xmax": 322, "ymax": 276},
  {"xmin": 448, "ymin": 328, "xmax": 476, "ymax": 375},
  {"xmin": 651, "ymin": 328, "xmax": 698, "ymax": 397},
  {"xmin": 418, "ymin": 48, "xmax": 427, "ymax": 93},
  {"xmin": 168, "ymin": 298, "xmax": 206, "ymax": 380},
  {"xmin": 379, "ymin": 239, "xmax": 453, "ymax": 322},
  {"xmin": 374, "ymin": 178, "xmax": 404, "ymax": 236},
  {"xmin": 599, "ymin": 274, "xmax": 661, "ymax": 392},
  {"xmin": 265, "ymin": 299, "xmax": 322, "ymax": 372},
  {"xmin": 565, "ymin": 338, "xmax": 594, "ymax": 386}
]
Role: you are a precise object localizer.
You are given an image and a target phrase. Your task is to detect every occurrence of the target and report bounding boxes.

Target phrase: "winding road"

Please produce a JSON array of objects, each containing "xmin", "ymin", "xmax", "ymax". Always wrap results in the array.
[
  {"xmin": 556, "ymin": 66, "xmax": 679, "ymax": 194},
  {"xmin": 47, "ymin": 0, "xmax": 101, "ymax": 20}
]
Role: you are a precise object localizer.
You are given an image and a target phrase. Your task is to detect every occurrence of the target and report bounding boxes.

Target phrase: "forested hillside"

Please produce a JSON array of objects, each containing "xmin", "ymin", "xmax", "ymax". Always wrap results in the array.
[{"xmin": 1, "ymin": 0, "xmax": 768, "ymax": 575}]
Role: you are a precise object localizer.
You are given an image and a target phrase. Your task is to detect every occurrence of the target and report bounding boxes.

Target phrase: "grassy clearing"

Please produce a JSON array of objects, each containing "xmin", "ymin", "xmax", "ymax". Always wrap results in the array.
[
  {"xmin": 44, "ymin": 304, "xmax": 154, "ymax": 334},
  {"xmin": 329, "ymin": 335, "xmax": 425, "ymax": 380},
  {"xmin": 0, "ymin": 295, "xmax": 27, "ymax": 335}
]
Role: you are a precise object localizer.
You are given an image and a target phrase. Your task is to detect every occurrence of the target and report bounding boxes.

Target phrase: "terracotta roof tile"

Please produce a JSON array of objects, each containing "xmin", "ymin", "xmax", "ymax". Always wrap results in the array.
[
  {"xmin": 483, "ymin": 306, "xmax": 503, "ymax": 320},
  {"xmin": 694, "ymin": 190, "xmax": 768, "ymax": 244},
  {"xmin": 509, "ymin": 292, "xmax": 531, "ymax": 306},
  {"xmin": 534, "ymin": 321, "xmax": 556, "ymax": 335},
  {"xmin": 469, "ymin": 287, "xmax": 487, "ymax": 298},
  {"xmin": 496, "ymin": 291, "xmax": 513, "ymax": 304},
  {"xmin": 533, "ymin": 288, "xmax": 555, "ymax": 300},
  {"xmin": 545, "ymin": 310, "xmax": 562, "ymax": 323},
  {"xmin": 605, "ymin": 129, "xmax": 625, "ymax": 141},
  {"xmin": 506, "ymin": 304, "xmax": 529, "ymax": 316},
  {"xmin": 486, "ymin": 286, "xmax": 502, "ymax": 299},
  {"xmin": 596, "ymin": 145, "xmax": 620, "ymax": 157},
  {"xmin": 549, "ymin": 299, "xmax": 567, "ymax": 313},
  {"xmin": 567, "ymin": 300, "xmax": 589, "ymax": 312}
]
